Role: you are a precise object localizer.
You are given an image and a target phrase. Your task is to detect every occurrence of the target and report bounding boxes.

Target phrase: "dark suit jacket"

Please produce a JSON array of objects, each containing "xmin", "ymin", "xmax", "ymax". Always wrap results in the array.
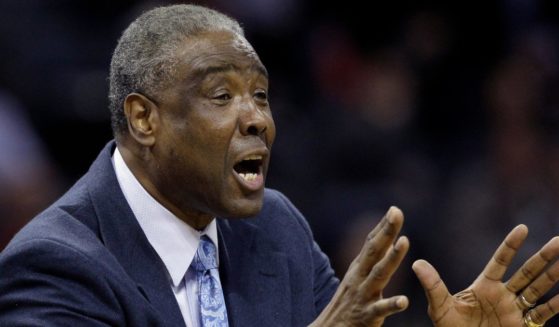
[{"xmin": 0, "ymin": 142, "xmax": 339, "ymax": 326}]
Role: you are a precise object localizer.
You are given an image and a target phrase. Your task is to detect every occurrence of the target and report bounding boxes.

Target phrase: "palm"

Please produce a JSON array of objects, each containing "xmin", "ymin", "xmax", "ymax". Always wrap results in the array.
[
  {"xmin": 434, "ymin": 279, "xmax": 521, "ymax": 327},
  {"xmin": 413, "ymin": 225, "xmax": 559, "ymax": 327}
]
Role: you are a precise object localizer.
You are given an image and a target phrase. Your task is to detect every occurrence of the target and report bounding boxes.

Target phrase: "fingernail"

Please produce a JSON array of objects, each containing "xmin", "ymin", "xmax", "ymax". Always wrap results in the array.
[
  {"xmin": 396, "ymin": 296, "xmax": 407, "ymax": 308},
  {"xmin": 387, "ymin": 206, "xmax": 395, "ymax": 223},
  {"xmin": 394, "ymin": 237, "xmax": 402, "ymax": 250},
  {"xmin": 411, "ymin": 259, "xmax": 429, "ymax": 272}
]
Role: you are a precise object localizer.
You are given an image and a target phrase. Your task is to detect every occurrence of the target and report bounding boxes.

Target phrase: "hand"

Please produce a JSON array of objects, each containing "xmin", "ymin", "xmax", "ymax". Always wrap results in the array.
[
  {"xmin": 310, "ymin": 206, "xmax": 410, "ymax": 327},
  {"xmin": 413, "ymin": 224, "xmax": 559, "ymax": 327}
]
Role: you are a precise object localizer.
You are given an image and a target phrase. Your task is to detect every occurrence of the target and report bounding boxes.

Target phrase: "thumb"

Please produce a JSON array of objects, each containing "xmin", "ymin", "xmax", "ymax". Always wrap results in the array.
[{"xmin": 412, "ymin": 259, "xmax": 451, "ymax": 314}]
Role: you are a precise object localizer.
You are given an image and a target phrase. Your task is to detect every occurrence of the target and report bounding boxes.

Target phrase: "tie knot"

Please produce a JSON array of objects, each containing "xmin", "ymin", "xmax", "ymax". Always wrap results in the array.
[{"xmin": 194, "ymin": 235, "xmax": 218, "ymax": 272}]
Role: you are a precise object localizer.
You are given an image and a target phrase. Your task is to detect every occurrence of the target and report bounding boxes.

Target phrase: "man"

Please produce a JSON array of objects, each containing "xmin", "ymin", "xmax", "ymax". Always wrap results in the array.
[{"xmin": 0, "ymin": 4, "xmax": 558, "ymax": 327}]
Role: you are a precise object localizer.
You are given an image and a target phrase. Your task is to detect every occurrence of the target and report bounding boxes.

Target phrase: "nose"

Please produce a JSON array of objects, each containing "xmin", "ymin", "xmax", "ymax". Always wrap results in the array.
[{"xmin": 239, "ymin": 100, "xmax": 268, "ymax": 136}]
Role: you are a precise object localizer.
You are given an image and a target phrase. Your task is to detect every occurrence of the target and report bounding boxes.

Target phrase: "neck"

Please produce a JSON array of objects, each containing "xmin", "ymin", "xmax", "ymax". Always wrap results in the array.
[{"xmin": 116, "ymin": 141, "xmax": 214, "ymax": 230}]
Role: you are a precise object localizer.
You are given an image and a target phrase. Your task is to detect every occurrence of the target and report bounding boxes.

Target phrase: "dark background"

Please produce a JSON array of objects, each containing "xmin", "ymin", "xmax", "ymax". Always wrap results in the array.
[{"xmin": 1, "ymin": 0, "xmax": 558, "ymax": 325}]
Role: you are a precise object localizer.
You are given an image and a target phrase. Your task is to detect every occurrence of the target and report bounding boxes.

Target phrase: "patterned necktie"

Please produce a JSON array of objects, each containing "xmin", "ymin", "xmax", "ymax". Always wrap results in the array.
[{"xmin": 193, "ymin": 235, "xmax": 229, "ymax": 326}]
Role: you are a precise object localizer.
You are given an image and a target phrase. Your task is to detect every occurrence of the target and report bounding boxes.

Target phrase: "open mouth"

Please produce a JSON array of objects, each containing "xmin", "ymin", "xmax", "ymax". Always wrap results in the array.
[{"xmin": 233, "ymin": 155, "xmax": 263, "ymax": 182}]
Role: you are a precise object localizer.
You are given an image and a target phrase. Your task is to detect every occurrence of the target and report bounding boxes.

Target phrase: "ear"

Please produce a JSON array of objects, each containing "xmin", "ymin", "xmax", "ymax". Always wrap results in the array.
[{"xmin": 123, "ymin": 93, "xmax": 159, "ymax": 147}]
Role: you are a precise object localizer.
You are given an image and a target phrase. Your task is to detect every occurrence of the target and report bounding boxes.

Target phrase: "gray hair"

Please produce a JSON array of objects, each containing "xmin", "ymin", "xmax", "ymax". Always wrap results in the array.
[{"xmin": 108, "ymin": 4, "xmax": 244, "ymax": 135}]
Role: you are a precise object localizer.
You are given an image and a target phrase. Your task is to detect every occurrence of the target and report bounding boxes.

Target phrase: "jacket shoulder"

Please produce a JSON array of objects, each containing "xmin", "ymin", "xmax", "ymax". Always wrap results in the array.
[{"xmin": 257, "ymin": 188, "xmax": 314, "ymax": 238}]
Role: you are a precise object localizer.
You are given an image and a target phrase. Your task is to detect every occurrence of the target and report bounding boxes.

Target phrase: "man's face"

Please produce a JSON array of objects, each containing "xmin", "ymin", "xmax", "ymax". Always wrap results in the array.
[{"xmin": 149, "ymin": 30, "xmax": 276, "ymax": 221}]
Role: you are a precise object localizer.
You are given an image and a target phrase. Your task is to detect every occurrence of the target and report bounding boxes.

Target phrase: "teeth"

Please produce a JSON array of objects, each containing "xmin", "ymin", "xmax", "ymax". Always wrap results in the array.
[
  {"xmin": 239, "ymin": 173, "xmax": 258, "ymax": 182},
  {"xmin": 245, "ymin": 155, "xmax": 262, "ymax": 161}
]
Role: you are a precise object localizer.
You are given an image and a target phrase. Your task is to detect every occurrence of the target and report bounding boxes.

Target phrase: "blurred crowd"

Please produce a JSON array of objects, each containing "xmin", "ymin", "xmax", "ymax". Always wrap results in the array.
[{"xmin": 0, "ymin": 0, "xmax": 558, "ymax": 325}]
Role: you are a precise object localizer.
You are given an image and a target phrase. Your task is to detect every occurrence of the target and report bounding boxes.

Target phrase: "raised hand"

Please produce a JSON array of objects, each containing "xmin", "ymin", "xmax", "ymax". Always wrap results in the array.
[
  {"xmin": 310, "ymin": 206, "xmax": 410, "ymax": 327},
  {"xmin": 413, "ymin": 224, "xmax": 559, "ymax": 327}
]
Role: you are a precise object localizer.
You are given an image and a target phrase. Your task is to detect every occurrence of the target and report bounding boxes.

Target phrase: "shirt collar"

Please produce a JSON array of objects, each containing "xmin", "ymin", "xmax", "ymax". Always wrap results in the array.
[{"xmin": 112, "ymin": 146, "xmax": 219, "ymax": 287}]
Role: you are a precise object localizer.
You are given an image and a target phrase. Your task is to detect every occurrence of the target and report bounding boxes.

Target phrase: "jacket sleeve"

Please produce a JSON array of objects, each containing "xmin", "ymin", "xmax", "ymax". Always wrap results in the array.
[{"xmin": 0, "ymin": 238, "xmax": 122, "ymax": 326}]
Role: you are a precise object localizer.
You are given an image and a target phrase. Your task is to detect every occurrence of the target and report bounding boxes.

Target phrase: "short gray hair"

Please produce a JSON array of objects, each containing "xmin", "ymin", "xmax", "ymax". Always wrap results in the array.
[{"xmin": 108, "ymin": 4, "xmax": 244, "ymax": 135}]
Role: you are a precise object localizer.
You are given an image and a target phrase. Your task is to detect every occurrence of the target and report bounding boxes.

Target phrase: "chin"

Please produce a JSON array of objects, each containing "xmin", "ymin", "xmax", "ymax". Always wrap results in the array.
[{"xmin": 219, "ymin": 197, "xmax": 264, "ymax": 219}]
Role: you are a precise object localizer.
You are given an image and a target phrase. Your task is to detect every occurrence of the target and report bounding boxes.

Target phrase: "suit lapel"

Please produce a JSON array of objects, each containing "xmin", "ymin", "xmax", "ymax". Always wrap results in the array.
[
  {"xmin": 84, "ymin": 141, "xmax": 294, "ymax": 326},
  {"xmin": 86, "ymin": 142, "xmax": 186, "ymax": 327},
  {"xmin": 218, "ymin": 219, "xmax": 291, "ymax": 327}
]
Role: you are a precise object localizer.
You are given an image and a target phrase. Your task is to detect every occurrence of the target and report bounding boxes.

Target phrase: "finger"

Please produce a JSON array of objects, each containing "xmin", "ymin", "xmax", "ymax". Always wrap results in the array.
[
  {"xmin": 355, "ymin": 206, "xmax": 404, "ymax": 278},
  {"xmin": 527, "ymin": 294, "xmax": 559, "ymax": 326},
  {"xmin": 364, "ymin": 295, "xmax": 409, "ymax": 322},
  {"xmin": 508, "ymin": 236, "xmax": 559, "ymax": 294},
  {"xmin": 364, "ymin": 236, "xmax": 410, "ymax": 296},
  {"xmin": 481, "ymin": 224, "xmax": 528, "ymax": 282},
  {"xmin": 412, "ymin": 259, "xmax": 452, "ymax": 315},
  {"xmin": 518, "ymin": 257, "xmax": 559, "ymax": 310}
]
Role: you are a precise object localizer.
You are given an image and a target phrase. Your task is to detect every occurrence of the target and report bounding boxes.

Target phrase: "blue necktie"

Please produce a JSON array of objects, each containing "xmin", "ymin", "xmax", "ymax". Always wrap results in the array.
[{"xmin": 193, "ymin": 235, "xmax": 229, "ymax": 326}]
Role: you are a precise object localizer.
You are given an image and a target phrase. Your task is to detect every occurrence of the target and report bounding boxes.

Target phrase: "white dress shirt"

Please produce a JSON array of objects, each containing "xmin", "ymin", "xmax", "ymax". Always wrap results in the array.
[{"xmin": 112, "ymin": 147, "xmax": 219, "ymax": 327}]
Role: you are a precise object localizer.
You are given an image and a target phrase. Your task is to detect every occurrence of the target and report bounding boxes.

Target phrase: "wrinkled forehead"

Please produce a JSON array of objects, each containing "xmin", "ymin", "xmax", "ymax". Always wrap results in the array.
[
  {"xmin": 175, "ymin": 30, "xmax": 267, "ymax": 80},
  {"xmin": 229, "ymin": 32, "xmax": 259, "ymax": 60}
]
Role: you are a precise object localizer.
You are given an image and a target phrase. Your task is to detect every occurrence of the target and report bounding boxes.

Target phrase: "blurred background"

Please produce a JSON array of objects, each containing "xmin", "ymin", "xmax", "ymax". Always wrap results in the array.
[{"xmin": 0, "ymin": 0, "xmax": 558, "ymax": 325}]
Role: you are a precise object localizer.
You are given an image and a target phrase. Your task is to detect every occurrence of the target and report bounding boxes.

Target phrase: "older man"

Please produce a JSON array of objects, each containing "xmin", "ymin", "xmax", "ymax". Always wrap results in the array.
[{"xmin": 1, "ymin": 4, "xmax": 558, "ymax": 327}]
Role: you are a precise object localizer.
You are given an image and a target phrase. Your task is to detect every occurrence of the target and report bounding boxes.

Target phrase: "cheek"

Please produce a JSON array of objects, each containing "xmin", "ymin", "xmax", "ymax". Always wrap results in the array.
[
  {"xmin": 181, "ymin": 126, "xmax": 234, "ymax": 179},
  {"xmin": 266, "ymin": 114, "xmax": 277, "ymax": 145},
  {"xmin": 169, "ymin": 105, "xmax": 239, "ymax": 175}
]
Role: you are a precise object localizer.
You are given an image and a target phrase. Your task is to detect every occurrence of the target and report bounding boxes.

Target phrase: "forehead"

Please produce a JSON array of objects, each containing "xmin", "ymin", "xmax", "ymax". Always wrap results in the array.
[{"xmin": 175, "ymin": 30, "xmax": 267, "ymax": 80}]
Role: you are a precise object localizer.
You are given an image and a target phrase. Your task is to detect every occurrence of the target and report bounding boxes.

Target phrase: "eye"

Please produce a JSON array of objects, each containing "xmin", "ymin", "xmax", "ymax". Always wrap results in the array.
[
  {"xmin": 254, "ymin": 90, "xmax": 268, "ymax": 102},
  {"xmin": 214, "ymin": 93, "xmax": 231, "ymax": 100},
  {"xmin": 211, "ymin": 91, "xmax": 232, "ymax": 105}
]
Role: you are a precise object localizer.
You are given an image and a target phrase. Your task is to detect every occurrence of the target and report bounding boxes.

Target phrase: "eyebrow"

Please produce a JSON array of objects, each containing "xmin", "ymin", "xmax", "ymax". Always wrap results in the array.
[{"xmin": 194, "ymin": 63, "xmax": 269, "ymax": 79}]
